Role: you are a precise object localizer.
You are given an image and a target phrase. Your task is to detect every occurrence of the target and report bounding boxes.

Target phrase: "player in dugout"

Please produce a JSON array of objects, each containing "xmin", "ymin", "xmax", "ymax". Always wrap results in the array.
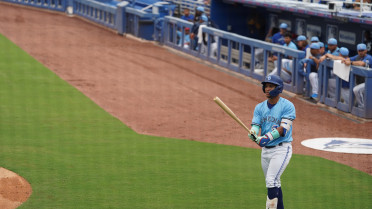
[
  {"xmin": 343, "ymin": 43, "xmax": 372, "ymax": 108},
  {"xmin": 319, "ymin": 47, "xmax": 351, "ymax": 102}
]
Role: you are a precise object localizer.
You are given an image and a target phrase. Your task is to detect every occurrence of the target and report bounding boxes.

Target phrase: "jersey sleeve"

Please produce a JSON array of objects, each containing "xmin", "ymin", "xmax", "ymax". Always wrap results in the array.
[
  {"xmin": 281, "ymin": 100, "xmax": 296, "ymax": 121},
  {"xmin": 350, "ymin": 55, "xmax": 358, "ymax": 61},
  {"xmin": 251, "ymin": 103, "xmax": 262, "ymax": 127},
  {"xmin": 289, "ymin": 42, "xmax": 298, "ymax": 50},
  {"xmin": 364, "ymin": 55, "xmax": 372, "ymax": 65}
]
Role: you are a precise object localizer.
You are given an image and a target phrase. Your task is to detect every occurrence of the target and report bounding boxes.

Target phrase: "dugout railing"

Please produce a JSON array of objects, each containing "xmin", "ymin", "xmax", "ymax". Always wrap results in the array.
[
  {"xmin": 162, "ymin": 16, "xmax": 306, "ymax": 94},
  {"xmin": 73, "ymin": 0, "xmax": 117, "ymax": 30},
  {"xmin": 162, "ymin": 16, "xmax": 372, "ymax": 119},
  {"xmin": 349, "ymin": 66, "xmax": 372, "ymax": 118},
  {"xmin": 318, "ymin": 60, "xmax": 372, "ymax": 118},
  {"xmin": 301, "ymin": 59, "xmax": 372, "ymax": 118}
]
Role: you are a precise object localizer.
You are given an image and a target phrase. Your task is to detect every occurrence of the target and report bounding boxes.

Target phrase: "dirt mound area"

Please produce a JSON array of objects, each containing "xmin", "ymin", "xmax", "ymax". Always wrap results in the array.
[{"xmin": 0, "ymin": 168, "xmax": 32, "ymax": 209}]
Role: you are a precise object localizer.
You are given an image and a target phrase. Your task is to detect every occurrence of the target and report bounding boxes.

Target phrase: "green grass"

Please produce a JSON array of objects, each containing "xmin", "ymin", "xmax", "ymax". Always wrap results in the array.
[{"xmin": 0, "ymin": 33, "xmax": 371, "ymax": 209}]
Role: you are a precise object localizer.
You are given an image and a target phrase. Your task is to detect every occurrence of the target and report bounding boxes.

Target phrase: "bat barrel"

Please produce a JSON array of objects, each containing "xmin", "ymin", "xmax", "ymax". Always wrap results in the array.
[{"xmin": 214, "ymin": 96, "xmax": 250, "ymax": 132}]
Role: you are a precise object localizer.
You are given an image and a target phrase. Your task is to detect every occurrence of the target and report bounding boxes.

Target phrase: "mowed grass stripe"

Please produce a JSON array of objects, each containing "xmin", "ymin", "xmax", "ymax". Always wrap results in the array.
[{"xmin": 0, "ymin": 34, "xmax": 370, "ymax": 209}]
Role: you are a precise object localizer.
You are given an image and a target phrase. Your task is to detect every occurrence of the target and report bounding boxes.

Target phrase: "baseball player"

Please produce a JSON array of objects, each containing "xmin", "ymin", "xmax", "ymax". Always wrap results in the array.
[{"xmin": 248, "ymin": 75, "xmax": 296, "ymax": 209}]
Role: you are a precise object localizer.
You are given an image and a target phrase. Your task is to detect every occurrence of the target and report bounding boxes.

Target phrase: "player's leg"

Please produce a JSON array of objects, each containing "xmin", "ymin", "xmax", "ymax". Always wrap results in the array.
[
  {"xmin": 353, "ymin": 83, "xmax": 365, "ymax": 107},
  {"xmin": 279, "ymin": 70, "xmax": 291, "ymax": 84},
  {"xmin": 266, "ymin": 187, "xmax": 279, "ymax": 209},
  {"xmin": 265, "ymin": 145, "xmax": 292, "ymax": 187},
  {"xmin": 341, "ymin": 87, "xmax": 350, "ymax": 104},
  {"xmin": 261, "ymin": 149, "xmax": 271, "ymax": 179},
  {"xmin": 262, "ymin": 148, "xmax": 279, "ymax": 208},
  {"xmin": 309, "ymin": 72, "xmax": 318, "ymax": 98},
  {"xmin": 265, "ymin": 144, "xmax": 292, "ymax": 209},
  {"xmin": 255, "ymin": 48, "xmax": 264, "ymax": 68},
  {"xmin": 266, "ymin": 187, "xmax": 283, "ymax": 209},
  {"xmin": 211, "ymin": 42, "xmax": 217, "ymax": 57},
  {"xmin": 277, "ymin": 186, "xmax": 284, "ymax": 209},
  {"xmin": 262, "ymin": 149, "xmax": 275, "ymax": 208},
  {"xmin": 269, "ymin": 67, "xmax": 278, "ymax": 76},
  {"xmin": 281, "ymin": 59, "xmax": 293, "ymax": 83},
  {"xmin": 327, "ymin": 78, "xmax": 336, "ymax": 98}
]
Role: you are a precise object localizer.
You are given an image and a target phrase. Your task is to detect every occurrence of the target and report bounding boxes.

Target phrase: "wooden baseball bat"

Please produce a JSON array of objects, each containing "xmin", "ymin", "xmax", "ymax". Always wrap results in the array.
[{"xmin": 213, "ymin": 96, "xmax": 253, "ymax": 134}]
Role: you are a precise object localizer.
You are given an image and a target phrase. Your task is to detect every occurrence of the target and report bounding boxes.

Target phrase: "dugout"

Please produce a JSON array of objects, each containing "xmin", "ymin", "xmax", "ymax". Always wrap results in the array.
[{"xmin": 210, "ymin": 0, "xmax": 372, "ymax": 56}]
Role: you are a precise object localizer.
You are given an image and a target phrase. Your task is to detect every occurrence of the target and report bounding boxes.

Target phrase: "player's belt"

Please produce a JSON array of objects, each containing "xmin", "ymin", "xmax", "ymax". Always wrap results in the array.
[{"xmin": 265, "ymin": 142, "xmax": 283, "ymax": 149}]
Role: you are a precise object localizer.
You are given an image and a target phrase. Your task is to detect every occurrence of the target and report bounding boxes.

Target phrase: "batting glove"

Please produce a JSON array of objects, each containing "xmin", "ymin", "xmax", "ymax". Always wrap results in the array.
[
  {"xmin": 248, "ymin": 130, "xmax": 258, "ymax": 142},
  {"xmin": 255, "ymin": 134, "xmax": 271, "ymax": 147}
]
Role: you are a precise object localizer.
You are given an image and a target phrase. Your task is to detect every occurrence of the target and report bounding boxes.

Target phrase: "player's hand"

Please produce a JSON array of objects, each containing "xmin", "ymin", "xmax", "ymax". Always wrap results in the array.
[
  {"xmin": 248, "ymin": 129, "xmax": 258, "ymax": 141},
  {"xmin": 319, "ymin": 56, "xmax": 325, "ymax": 63},
  {"xmin": 248, "ymin": 132, "xmax": 258, "ymax": 141},
  {"xmin": 256, "ymin": 134, "xmax": 270, "ymax": 147},
  {"xmin": 343, "ymin": 59, "xmax": 351, "ymax": 65}
]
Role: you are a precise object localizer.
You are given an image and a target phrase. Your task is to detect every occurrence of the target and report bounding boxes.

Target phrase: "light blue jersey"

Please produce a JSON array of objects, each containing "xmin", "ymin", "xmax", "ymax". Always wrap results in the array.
[
  {"xmin": 284, "ymin": 41, "xmax": 298, "ymax": 50},
  {"xmin": 252, "ymin": 97, "xmax": 296, "ymax": 146},
  {"xmin": 327, "ymin": 47, "xmax": 340, "ymax": 56}
]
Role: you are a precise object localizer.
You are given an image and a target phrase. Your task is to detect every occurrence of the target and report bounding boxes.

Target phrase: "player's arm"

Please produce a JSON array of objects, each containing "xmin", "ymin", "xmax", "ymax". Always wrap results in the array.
[
  {"xmin": 268, "ymin": 118, "xmax": 293, "ymax": 138},
  {"xmin": 311, "ymin": 56, "xmax": 320, "ymax": 68},
  {"xmin": 319, "ymin": 54, "xmax": 328, "ymax": 62},
  {"xmin": 278, "ymin": 118, "xmax": 293, "ymax": 136},
  {"xmin": 249, "ymin": 105, "xmax": 262, "ymax": 142},
  {"xmin": 255, "ymin": 118, "xmax": 294, "ymax": 147},
  {"xmin": 350, "ymin": 60, "xmax": 368, "ymax": 67},
  {"xmin": 248, "ymin": 124, "xmax": 260, "ymax": 141}
]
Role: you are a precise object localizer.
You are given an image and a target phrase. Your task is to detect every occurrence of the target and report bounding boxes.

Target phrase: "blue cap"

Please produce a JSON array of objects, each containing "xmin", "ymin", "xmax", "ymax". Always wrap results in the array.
[
  {"xmin": 279, "ymin": 23, "xmax": 288, "ymax": 29},
  {"xmin": 201, "ymin": 14, "xmax": 208, "ymax": 22},
  {"xmin": 339, "ymin": 47, "xmax": 349, "ymax": 56},
  {"xmin": 297, "ymin": 35, "xmax": 306, "ymax": 41},
  {"xmin": 318, "ymin": 42, "xmax": 324, "ymax": 48},
  {"xmin": 310, "ymin": 36, "xmax": 319, "ymax": 42},
  {"xmin": 310, "ymin": 43, "xmax": 320, "ymax": 49},
  {"xmin": 328, "ymin": 38, "xmax": 337, "ymax": 45},
  {"xmin": 196, "ymin": 6, "xmax": 204, "ymax": 12},
  {"xmin": 357, "ymin": 43, "xmax": 367, "ymax": 51}
]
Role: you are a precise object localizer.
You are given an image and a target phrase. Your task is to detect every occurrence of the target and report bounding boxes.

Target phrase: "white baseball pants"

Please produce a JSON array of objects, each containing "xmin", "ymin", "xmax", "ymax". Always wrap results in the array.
[
  {"xmin": 309, "ymin": 72, "xmax": 318, "ymax": 95},
  {"xmin": 261, "ymin": 143, "xmax": 292, "ymax": 188},
  {"xmin": 353, "ymin": 83, "xmax": 365, "ymax": 108}
]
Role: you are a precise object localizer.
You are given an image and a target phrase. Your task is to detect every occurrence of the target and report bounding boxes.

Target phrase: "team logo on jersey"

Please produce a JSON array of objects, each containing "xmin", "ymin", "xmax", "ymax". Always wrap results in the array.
[
  {"xmin": 261, "ymin": 116, "xmax": 280, "ymax": 124},
  {"xmin": 301, "ymin": 138, "xmax": 372, "ymax": 154}
]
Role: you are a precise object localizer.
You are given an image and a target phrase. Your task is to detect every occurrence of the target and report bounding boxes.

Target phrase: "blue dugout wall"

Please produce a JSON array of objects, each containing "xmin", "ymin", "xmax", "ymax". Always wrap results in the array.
[
  {"xmin": 210, "ymin": 0, "xmax": 372, "ymax": 56},
  {"xmin": 163, "ymin": 16, "xmax": 305, "ymax": 92},
  {"xmin": 1, "ymin": 0, "xmax": 371, "ymax": 118}
]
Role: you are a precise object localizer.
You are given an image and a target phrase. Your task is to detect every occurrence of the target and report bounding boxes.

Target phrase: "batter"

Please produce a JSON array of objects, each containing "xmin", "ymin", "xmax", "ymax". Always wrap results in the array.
[{"xmin": 248, "ymin": 75, "xmax": 296, "ymax": 209}]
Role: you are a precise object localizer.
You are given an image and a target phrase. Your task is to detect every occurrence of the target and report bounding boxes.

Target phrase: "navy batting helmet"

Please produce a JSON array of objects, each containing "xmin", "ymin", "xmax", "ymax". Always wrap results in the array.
[{"xmin": 262, "ymin": 75, "xmax": 283, "ymax": 97}]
